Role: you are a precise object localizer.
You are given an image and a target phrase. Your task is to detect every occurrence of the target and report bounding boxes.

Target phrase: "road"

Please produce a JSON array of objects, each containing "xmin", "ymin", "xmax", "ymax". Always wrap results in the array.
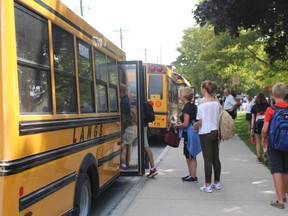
[{"xmin": 90, "ymin": 136, "xmax": 166, "ymax": 216}]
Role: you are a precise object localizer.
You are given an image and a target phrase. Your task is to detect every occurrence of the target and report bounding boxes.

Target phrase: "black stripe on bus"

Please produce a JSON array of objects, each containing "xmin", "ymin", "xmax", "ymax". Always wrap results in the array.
[
  {"xmin": 19, "ymin": 172, "xmax": 77, "ymax": 211},
  {"xmin": 0, "ymin": 132, "xmax": 120, "ymax": 176},
  {"xmin": 31, "ymin": 0, "xmax": 116, "ymax": 55},
  {"xmin": 98, "ymin": 150, "xmax": 121, "ymax": 167},
  {"xmin": 19, "ymin": 116, "xmax": 120, "ymax": 135}
]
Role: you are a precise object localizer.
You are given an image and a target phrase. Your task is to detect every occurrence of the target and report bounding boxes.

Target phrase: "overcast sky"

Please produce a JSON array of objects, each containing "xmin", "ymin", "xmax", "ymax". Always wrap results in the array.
[{"xmin": 60, "ymin": 0, "xmax": 198, "ymax": 65}]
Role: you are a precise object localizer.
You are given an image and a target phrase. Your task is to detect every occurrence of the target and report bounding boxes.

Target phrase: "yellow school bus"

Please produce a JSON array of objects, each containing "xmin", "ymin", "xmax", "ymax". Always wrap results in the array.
[
  {"xmin": 0, "ymin": 0, "xmax": 126, "ymax": 215},
  {"xmin": 144, "ymin": 63, "xmax": 179, "ymax": 136}
]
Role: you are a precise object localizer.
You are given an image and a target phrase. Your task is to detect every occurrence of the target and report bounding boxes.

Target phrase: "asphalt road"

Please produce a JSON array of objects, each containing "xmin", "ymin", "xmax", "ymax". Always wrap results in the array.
[{"xmin": 90, "ymin": 137, "xmax": 166, "ymax": 216}]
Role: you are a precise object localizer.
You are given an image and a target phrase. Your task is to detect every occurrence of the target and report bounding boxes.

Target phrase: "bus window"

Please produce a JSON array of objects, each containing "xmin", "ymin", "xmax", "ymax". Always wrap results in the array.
[
  {"xmin": 95, "ymin": 50, "xmax": 109, "ymax": 113},
  {"xmin": 148, "ymin": 76, "xmax": 163, "ymax": 99},
  {"xmin": 108, "ymin": 57, "xmax": 118, "ymax": 112},
  {"xmin": 96, "ymin": 85, "xmax": 108, "ymax": 112},
  {"xmin": 108, "ymin": 58, "xmax": 117, "ymax": 85},
  {"xmin": 77, "ymin": 39, "xmax": 95, "ymax": 113},
  {"xmin": 52, "ymin": 24, "xmax": 77, "ymax": 114},
  {"xmin": 15, "ymin": 4, "xmax": 52, "ymax": 113},
  {"xmin": 95, "ymin": 51, "xmax": 107, "ymax": 82},
  {"xmin": 109, "ymin": 87, "xmax": 118, "ymax": 112}
]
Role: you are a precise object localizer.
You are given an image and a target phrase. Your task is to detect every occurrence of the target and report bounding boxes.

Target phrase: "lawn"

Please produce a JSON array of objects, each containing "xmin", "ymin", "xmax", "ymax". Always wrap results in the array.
[{"xmin": 234, "ymin": 112, "xmax": 264, "ymax": 162}]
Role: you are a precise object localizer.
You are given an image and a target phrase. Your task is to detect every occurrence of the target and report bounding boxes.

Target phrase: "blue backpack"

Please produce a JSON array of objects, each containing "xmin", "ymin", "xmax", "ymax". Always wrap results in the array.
[{"xmin": 268, "ymin": 106, "xmax": 288, "ymax": 152}]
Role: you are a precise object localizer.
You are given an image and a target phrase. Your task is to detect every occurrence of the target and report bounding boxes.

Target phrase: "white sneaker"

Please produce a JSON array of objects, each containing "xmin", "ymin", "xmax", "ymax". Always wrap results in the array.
[
  {"xmin": 200, "ymin": 184, "xmax": 212, "ymax": 193},
  {"xmin": 211, "ymin": 182, "xmax": 221, "ymax": 190}
]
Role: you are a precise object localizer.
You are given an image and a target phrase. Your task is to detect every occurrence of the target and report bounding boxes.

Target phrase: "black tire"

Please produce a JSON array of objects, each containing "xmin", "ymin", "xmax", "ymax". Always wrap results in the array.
[{"xmin": 79, "ymin": 174, "xmax": 92, "ymax": 216}]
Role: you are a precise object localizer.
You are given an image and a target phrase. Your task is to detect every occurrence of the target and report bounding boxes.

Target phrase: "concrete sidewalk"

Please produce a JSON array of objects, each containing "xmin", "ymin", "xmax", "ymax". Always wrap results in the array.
[{"xmin": 110, "ymin": 135, "xmax": 287, "ymax": 216}]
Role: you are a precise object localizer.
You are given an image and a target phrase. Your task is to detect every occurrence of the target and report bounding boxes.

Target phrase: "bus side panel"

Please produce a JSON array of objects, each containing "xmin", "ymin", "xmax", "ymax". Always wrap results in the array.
[{"xmin": 0, "ymin": 141, "xmax": 120, "ymax": 215}]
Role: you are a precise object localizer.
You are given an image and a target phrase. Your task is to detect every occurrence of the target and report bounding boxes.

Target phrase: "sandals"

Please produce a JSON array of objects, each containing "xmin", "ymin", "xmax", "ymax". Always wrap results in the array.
[{"xmin": 270, "ymin": 200, "xmax": 284, "ymax": 209}]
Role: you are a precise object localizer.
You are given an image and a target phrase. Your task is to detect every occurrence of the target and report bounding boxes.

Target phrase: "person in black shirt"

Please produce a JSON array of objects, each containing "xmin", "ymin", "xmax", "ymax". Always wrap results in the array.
[
  {"xmin": 173, "ymin": 87, "xmax": 198, "ymax": 183},
  {"xmin": 250, "ymin": 92, "xmax": 270, "ymax": 163}
]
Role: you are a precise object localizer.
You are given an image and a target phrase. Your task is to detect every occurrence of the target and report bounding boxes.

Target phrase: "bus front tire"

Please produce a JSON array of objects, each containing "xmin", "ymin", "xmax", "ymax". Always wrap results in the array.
[{"xmin": 77, "ymin": 174, "xmax": 92, "ymax": 216}]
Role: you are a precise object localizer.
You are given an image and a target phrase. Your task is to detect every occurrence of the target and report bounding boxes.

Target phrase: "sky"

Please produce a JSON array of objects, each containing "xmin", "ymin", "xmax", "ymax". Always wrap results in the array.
[{"xmin": 60, "ymin": 0, "xmax": 198, "ymax": 65}]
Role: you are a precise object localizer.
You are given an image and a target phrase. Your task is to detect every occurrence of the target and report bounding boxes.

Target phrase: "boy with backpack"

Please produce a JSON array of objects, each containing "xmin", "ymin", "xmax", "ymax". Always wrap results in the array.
[
  {"xmin": 262, "ymin": 82, "xmax": 288, "ymax": 209},
  {"xmin": 143, "ymin": 101, "xmax": 158, "ymax": 178}
]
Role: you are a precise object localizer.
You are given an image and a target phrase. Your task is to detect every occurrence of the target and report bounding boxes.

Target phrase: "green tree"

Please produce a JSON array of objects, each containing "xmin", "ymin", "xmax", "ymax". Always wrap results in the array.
[
  {"xmin": 193, "ymin": 0, "xmax": 288, "ymax": 64},
  {"xmin": 173, "ymin": 26, "xmax": 281, "ymax": 95}
]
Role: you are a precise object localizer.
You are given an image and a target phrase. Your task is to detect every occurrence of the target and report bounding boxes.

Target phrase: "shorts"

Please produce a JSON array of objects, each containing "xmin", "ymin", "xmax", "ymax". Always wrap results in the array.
[
  {"xmin": 254, "ymin": 121, "xmax": 263, "ymax": 134},
  {"xmin": 245, "ymin": 113, "xmax": 252, "ymax": 121},
  {"xmin": 269, "ymin": 146, "xmax": 288, "ymax": 174},
  {"xmin": 183, "ymin": 132, "xmax": 195, "ymax": 159},
  {"xmin": 122, "ymin": 125, "xmax": 137, "ymax": 145}
]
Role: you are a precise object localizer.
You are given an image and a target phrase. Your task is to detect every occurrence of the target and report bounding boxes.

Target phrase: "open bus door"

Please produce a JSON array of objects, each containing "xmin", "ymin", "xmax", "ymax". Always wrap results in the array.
[{"xmin": 118, "ymin": 61, "xmax": 146, "ymax": 176}]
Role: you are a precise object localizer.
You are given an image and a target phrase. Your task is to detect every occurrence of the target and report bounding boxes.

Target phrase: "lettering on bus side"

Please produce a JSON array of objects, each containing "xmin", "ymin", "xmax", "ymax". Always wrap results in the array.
[
  {"xmin": 92, "ymin": 36, "xmax": 107, "ymax": 47},
  {"xmin": 72, "ymin": 123, "xmax": 103, "ymax": 143}
]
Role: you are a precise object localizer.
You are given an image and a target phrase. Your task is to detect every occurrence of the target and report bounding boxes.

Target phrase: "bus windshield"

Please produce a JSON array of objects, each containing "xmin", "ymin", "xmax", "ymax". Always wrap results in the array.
[{"xmin": 148, "ymin": 75, "xmax": 163, "ymax": 99}]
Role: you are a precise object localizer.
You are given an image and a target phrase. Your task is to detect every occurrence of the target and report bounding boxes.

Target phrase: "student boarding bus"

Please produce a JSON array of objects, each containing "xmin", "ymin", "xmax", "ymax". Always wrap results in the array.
[
  {"xmin": 144, "ymin": 63, "xmax": 179, "ymax": 136},
  {"xmin": 173, "ymin": 72, "xmax": 191, "ymax": 88},
  {"xmin": 0, "ymin": 1, "xmax": 147, "ymax": 215}
]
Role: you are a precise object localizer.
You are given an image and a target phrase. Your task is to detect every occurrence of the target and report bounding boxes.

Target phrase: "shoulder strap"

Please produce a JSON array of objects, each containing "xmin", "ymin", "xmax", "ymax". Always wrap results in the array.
[{"xmin": 271, "ymin": 105, "xmax": 288, "ymax": 110}]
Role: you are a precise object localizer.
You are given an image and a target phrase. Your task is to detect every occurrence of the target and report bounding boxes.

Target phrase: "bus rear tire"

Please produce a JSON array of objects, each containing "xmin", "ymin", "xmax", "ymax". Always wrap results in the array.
[{"xmin": 79, "ymin": 174, "xmax": 92, "ymax": 216}]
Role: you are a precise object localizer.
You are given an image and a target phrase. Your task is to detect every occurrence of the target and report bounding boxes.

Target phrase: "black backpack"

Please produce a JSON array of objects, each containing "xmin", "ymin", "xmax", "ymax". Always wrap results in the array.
[{"xmin": 143, "ymin": 101, "xmax": 155, "ymax": 123}]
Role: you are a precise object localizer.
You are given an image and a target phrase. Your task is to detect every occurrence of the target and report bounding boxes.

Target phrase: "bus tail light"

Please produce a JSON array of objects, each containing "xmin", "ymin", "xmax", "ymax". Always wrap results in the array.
[
  {"xmin": 149, "ymin": 66, "xmax": 156, "ymax": 72},
  {"xmin": 149, "ymin": 65, "xmax": 164, "ymax": 73},
  {"xmin": 157, "ymin": 66, "xmax": 163, "ymax": 72}
]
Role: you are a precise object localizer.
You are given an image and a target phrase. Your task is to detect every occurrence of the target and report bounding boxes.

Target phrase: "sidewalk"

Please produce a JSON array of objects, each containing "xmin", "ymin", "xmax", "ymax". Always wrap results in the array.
[{"xmin": 110, "ymin": 135, "xmax": 287, "ymax": 216}]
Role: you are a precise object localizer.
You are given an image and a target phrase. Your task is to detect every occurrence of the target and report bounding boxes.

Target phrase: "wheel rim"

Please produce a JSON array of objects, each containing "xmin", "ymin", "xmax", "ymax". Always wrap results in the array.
[{"xmin": 79, "ymin": 178, "xmax": 91, "ymax": 216}]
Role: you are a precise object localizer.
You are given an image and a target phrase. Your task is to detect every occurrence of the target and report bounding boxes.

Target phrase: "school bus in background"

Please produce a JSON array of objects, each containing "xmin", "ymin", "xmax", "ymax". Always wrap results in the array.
[
  {"xmin": 172, "ymin": 72, "xmax": 195, "ymax": 112},
  {"xmin": 0, "ymin": 0, "xmax": 126, "ymax": 215},
  {"xmin": 144, "ymin": 63, "xmax": 179, "ymax": 136}
]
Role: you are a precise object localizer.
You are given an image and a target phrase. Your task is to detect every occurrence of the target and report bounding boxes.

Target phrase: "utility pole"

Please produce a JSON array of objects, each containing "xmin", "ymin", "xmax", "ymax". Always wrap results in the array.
[
  {"xmin": 140, "ymin": 48, "xmax": 151, "ymax": 62},
  {"xmin": 77, "ymin": 0, "xmax": 91, "ymax": 17},
  {"xmin": 114, "ymin": 28, "xmax": 128, "ymax": 49},
  {"xmin": 80, "ymin": 0, "xmax": 83, "ymax": 16},
  {"xmin": 159, "ymin": 47, "xmax": 162, "ymax": 64}
]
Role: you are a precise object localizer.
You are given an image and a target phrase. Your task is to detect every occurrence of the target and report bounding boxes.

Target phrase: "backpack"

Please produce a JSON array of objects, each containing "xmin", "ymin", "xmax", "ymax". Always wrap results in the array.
[
  {"xmin": 255, "ymin": 111, "xmax": 265, "ymax": 132},
  {"xmin": 268, "ymin": 106, "xmax": 288, "ymax": 152},
  {"xmin": 143, "ymin": 101, "xmax": 155, "ymax": 123},
  {"xmin": 218, "ymin": 109, "xmax": 236, "ymax": 141}
]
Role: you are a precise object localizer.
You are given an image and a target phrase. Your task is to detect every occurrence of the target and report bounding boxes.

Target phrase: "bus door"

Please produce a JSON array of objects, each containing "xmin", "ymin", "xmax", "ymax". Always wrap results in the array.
[{"xmin": 118, "ymin": 61, "xmax": 146, "ymax": 176}]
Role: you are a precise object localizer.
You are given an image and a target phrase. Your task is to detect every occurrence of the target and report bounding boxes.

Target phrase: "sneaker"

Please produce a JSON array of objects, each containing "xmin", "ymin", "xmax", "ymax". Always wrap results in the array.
[
  {"xmin": 211, "ymin": 182, "xmax": 221, "ymax": 190},
  {"xmin": 181, "ymin": 175, "xmax": 190, "ymax": 181},
  {"xmin": 182, "ymin": 176, "xmax": 198, "ymax": 183},
  {"xmin": 270, "ymin": 200, "xmax": 284, "ymax": 209},
  {"xmin": 200, "ymin": 184, "xmax": 212, "ymax": 193},
  {"xmin": 257, "ymin": 157, "xmax": 261, "ymax": 162},
  {"xmin": 120, "ymin": 163, "xmax": 127, "ymax": 170},
  {"xmin": 147, "ymin": 168, "xmax": 158, "ymax": 178}
]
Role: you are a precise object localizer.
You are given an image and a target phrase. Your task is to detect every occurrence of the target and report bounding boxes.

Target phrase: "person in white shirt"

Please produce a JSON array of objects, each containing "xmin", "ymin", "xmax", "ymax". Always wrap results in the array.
[
  {"xmin": 223, "ymin": 88, "xmax": 237, "ymax": 119},
  {"xmin": 193, "ymin": 80, "xmax": 222, "ymax": 193},
  {"xmin": 245, "ymin": 95, "xmax": 255, "ymax": 132}
]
